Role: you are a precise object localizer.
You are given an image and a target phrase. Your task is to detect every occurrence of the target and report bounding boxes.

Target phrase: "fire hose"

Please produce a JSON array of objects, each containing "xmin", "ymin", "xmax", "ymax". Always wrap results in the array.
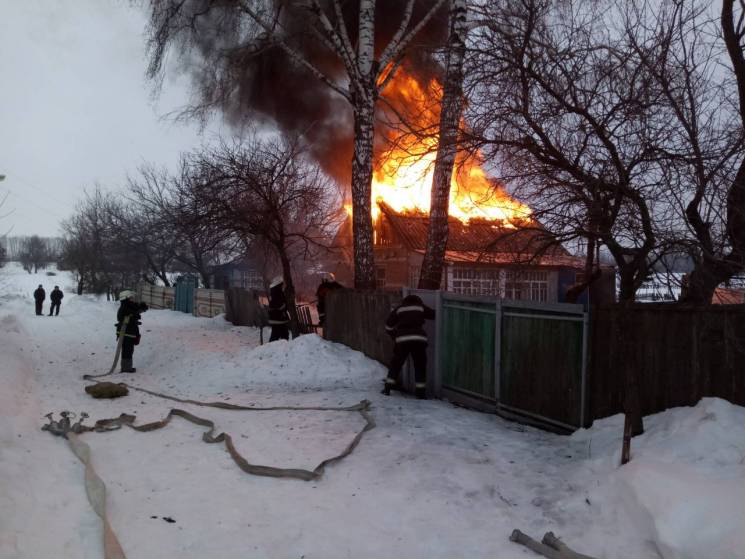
[
  {"xmin": 43, "ymin": 381, "xmax": 375, "ymax": 558},
  {"xmin": 85, "ymin": 315, "xmax": 130, "ymax": 379}
]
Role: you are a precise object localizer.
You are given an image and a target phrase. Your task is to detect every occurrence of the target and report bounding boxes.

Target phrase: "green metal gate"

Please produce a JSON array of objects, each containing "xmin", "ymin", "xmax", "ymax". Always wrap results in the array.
[
  {"xmin": 440, "ymin": 295, "xmax": 498, "ymax": 402},
  {"xmin": 499, "ymin": 302, "xmax": 587, "ymax": 430},
  {"xmin": 438, "ymin": 293, "xmax": 588, "ymax": 432},
  {"xmin": 174, "ymin": 276, "xmax": 197, "ymax": 314}
]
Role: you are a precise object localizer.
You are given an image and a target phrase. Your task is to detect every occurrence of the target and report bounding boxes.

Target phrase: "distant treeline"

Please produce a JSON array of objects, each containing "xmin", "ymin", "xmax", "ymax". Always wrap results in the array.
[{"xmin": 1, "ymin": 236, "xmax": 63, "ymax": 261}]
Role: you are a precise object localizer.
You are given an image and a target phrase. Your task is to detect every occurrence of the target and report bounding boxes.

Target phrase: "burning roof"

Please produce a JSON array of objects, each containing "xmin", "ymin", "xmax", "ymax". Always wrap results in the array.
[{"xmin": 376, "ymin": 202, "xmax": 580, "ymax": 267}]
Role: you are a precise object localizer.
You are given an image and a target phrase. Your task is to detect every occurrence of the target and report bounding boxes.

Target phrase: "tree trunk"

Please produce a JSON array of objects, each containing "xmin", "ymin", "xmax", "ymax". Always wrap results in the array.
[
  {"xmin": 419, "ymin": 0, "xmax": 468, "ymax": 290},
  {"xmin": 617, "ymin": 267, "xmax": 638, "ymax": 304},
  {"xmin": 278, "ymin": 246, "xmax": 300, "ymax": 338},
  {"xmin": 616, "ymin": 300, "xmax": 644, "ymax": 436},
  {"xmin": 350, "ymin": 89, "xmax": 377, "ymax": 291}
]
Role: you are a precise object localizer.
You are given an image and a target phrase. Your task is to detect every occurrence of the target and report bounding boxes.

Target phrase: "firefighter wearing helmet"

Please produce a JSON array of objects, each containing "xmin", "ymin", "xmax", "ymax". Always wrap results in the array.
[
  {"xmin": 315, "ymin": 272, "xmax": 343, "ymax": 326},
  {"xmin": 268, "ymin": 276, "xmax": 290, "ymax": 341},
  {"xmin": 115, "ymin": 289, "xmax": 148, "ymax": 372},
  {"xmin": 382, "ymin": 294, "xmax": 435, "ymax": 399}
]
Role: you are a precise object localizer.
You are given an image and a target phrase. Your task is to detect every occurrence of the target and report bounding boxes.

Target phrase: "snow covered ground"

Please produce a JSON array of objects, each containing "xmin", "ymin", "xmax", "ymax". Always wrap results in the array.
[{"xmin": 1, "ymin": 262, "xmax": 743, "ymax": 559}]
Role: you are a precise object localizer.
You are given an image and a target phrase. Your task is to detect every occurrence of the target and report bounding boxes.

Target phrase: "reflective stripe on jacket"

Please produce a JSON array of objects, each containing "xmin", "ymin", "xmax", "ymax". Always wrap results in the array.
[{"xmin": 385, "ymin": 295, "xmax": 435, "ymax": 344}]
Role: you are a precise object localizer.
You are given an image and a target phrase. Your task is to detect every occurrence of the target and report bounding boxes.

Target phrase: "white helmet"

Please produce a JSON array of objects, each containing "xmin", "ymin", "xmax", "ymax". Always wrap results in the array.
[
  {"xmin": 269, "ymin": 276, "xmax": 284, "ymax": 289},
  {"xmin": 323, "ymin": 272, "xmax": 336, "ymax": 282},
  {"xmin": 118, "ymin": 289, "xmax": 135, "ymax": 301}
]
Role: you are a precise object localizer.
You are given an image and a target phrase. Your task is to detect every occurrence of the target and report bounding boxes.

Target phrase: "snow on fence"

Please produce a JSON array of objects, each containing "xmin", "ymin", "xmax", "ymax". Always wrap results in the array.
[{"xmin": 137, "ymin": 284, "xmax": 175, "ymax": 310}]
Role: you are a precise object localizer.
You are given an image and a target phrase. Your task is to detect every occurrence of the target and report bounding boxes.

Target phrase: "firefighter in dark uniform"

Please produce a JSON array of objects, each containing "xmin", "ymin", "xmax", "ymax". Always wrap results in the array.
[
  {"xmin": 49, "ymin": 285, "xmax": 63, "ymax": 315},
  {"xmin": 382, "ymin": 294, "xmax": 435, "ymax": 399},
  {"xmin": 33, "ymin": 284, "xmax": 45, "ymax": 315},
  {"xmin": 315, "ymin": 272, "xmax": 343, "ymax": 326},
  {"xmin": 116, "ymin": 290, "xmax": 148, "ymax": 372},
  {"xmin": 268, "ymin": 276, "xmax": 290, "ymax": 342}
]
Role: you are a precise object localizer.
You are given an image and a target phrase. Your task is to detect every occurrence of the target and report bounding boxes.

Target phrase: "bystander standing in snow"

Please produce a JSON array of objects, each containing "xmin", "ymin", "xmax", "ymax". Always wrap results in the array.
[
  {"xmin": 382, "ymin": 294, "xmax": 435, "ymax": 399},
  {"xmin": 268, "ymin": 276, "xmax": 290, "ymax": 342},
  {"xmin": 315, "ymin": 272, "xmax": 343, "ymax": 326},
  {"xmin": 116, "ymin": 290, "xmax": 148, "ymax": 373},
  {"xmin": 48, "ymin": 285, "xmax": 63, "ymax": 316},
  {"xmin": 33, "ymin": 284, "xmax": 45, "ymax": 316}
]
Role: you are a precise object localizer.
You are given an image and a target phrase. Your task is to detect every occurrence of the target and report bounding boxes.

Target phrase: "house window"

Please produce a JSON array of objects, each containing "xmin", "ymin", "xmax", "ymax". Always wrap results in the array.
[
  {"xmin": 376, "ymin": 267, "xmax": 387, "ymax": 289},
  {"xmin": 450, "ymin": 268, "xmax": 501, "ymax": 296},
  {"xmin": 504, "ymin": 270, "xmax": 549, "ymax": 302},
  {"xmin": 240, "ymin": 269, "xmax": 263, "ymax": 290}
]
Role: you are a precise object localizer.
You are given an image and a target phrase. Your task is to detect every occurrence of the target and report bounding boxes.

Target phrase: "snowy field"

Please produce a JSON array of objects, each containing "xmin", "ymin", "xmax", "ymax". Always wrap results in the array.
[{"xmin": 1, "ymin": 262, "xmax": 744, "ymax": 559}]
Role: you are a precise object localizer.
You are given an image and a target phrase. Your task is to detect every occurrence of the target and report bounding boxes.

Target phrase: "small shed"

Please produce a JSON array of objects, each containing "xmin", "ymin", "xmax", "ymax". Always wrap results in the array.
[{"xmin": 210, "ymin": 258, "xmax": 265, "ymax": 291}]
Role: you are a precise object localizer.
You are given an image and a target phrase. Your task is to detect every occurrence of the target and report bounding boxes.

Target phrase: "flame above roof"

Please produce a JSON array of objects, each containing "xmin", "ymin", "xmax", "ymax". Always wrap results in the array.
[{"xmin": 376, "ymin": 202, "xmax": 580, "ymax": 267}]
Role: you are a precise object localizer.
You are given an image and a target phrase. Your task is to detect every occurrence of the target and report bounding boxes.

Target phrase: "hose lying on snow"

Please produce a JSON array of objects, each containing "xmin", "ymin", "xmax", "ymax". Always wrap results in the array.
[{"xmin": 42, "ymin": 383, "xmax": 376, "ymax": 559}]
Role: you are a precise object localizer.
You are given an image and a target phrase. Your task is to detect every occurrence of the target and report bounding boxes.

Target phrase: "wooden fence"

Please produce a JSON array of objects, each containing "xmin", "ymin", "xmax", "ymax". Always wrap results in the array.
[
  {"xmin": 325, "ymin": 289, "xmax": 401, "ymax": 365},
  {"xmin": 224, "ymin": 287, "xmax": 267, "ymax": 327},
  {"xmin": 326, "ymin": 291, "xmax": 745, "ymax": 429},
  {"xmin": 193, "ymin": 289, "xmax": 225, "ymax": 318},
  {"xmin": 137, "ymin": 284, "xmax": 175, "ymax": 310},
  {"xmin": 588, "ymin": 304, "xmax": 745, "ymax": 419},
  {"xmin": 137, "ymin": 283, "xmax": 224, "ymax": 318}
]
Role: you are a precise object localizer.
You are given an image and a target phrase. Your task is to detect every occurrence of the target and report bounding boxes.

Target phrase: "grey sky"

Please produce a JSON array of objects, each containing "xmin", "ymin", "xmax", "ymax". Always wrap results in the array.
[{"xmin": 0, "ymin": 0, "xmax": 221, "ymax": 237}]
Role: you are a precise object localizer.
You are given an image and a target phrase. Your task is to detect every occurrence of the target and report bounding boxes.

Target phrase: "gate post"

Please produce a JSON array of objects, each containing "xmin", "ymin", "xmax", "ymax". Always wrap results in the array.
[
  {"xmin": 580, "ymin": 310, "xmax": 589, "ymax": 427},
  {"xmin": 434, "ymin": 289, "xmax": 442, "ymax": 398},
  {"xmin": 494, "ymin": 299, "xmax": 502, "ymax": 407}
]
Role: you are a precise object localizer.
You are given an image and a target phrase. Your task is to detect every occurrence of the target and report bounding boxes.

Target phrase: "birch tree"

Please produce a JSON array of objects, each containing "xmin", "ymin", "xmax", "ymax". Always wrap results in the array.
[
  {"xmin": 145, "ymin": 0, "xmax": 446, "ymax": 290},
  {"xmin": 418, "ymin": 0, "xmax": 468, "ymax": 290}
]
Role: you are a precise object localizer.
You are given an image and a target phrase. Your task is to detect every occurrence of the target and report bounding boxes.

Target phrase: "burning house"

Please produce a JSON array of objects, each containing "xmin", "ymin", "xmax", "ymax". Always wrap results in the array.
[
  {"xmin": 323, "ymin": 65, "xmax": 614, "ymax": 304},
  {"xmin": 329, "ymin": 201, "xmax": 611, "ymax": 303}
]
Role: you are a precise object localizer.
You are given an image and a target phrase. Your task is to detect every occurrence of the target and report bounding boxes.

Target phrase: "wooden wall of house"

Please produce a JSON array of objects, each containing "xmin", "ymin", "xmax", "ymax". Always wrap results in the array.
[
  {"xmin": 325, "ymin": 289, "xmax": 401, "ymax": 365},
  {"xmin": 588, "ymin": 304, "xmax": 745, "ymax": 420}
]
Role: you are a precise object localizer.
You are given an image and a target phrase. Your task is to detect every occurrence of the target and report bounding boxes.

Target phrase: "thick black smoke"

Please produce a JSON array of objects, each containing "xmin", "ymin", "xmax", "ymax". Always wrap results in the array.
[{"xmin": 160, "ymin": 0, "xmax": 449, "ymax": 186}]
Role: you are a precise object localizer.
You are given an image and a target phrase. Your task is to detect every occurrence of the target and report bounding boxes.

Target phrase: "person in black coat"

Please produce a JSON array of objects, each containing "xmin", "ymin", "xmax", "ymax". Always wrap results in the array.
[
  {"xmin": 268, "ymin": 276, "xmax": 290, "ymax": 342},
  {"xmin": 33, "ymin": 284, "xmax": 45, "ymax": 316},
  {"xmin": 116, "ymin": 290, "xmax": 148, "ymax": 373},
  {"xmin": 382, "ymin": 294, "xmax": 435, "ymax": 399},
  {"xmin": 49, "ymin": 285, "xmax": 63, "ymax": 316},
  {"xmin": 315, "ymin": 273, "xmax": 343, "ymax": 326}
]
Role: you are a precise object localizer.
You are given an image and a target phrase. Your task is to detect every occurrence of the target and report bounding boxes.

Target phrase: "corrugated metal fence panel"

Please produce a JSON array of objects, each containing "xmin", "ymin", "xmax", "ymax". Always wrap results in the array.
[
  {"xmin": 440, "ymin": 295, "xmax": 497, "ymax": 402},
  {"xmin": 137, "ymin": 284, "xmax": 175, "ymax": 310},
  {"xmin": 193, "ymin": 289, "xmax": 225, "ymax": 318},
  {"xmin": 500, "ymin": 303, "xmax": 586, "ymax": 429}
]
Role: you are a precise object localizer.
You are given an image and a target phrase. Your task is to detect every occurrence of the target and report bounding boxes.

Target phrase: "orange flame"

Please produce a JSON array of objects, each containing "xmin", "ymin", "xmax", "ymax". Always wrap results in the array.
[{"xmin": 366, "ymin": 67, "xmax": 532, "ymax": 227}]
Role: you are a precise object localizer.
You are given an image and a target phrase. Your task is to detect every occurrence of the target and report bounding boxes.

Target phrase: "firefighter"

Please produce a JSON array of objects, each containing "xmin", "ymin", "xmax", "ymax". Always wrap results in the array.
[
  {"xmin": 116, "ymin": 290, "xmax": 148, "ymax": 373},
  {"xmin": 268, "ymin": 276, "xmax": 290, "ymax": 342},
  {"xmin": 33, "ymin": 284, "xmax": 45, "ymax": 316},
  {"xmin": 49, "ymin": 285, "xmax": 63, "ymax": 316},
  {"xmin": 315, "ymin": 272, "xmax": 343, "ymax": 326},
  {"xmin": 382, "ymin": 294, "xmax": 435, "ymax": 399}
]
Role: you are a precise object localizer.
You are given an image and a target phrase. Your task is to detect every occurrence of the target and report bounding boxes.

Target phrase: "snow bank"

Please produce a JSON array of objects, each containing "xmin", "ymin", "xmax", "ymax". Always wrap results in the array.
[
  {"xmin": 570, "ymin": 398, "xmax": 745, "ymax": 559},
  {"xmin": 236, "ymin": 333, "xmax": 385, "ymax": 391}
]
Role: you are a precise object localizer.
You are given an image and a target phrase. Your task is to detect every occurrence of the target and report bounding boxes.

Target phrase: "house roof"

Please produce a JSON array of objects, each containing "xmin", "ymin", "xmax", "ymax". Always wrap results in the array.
[
  {"xmin": 377, "ymin": 202, "xmax": 579, "ymax": 267},
  {"xmin": 712, "ymin": 287, "xmax": 745, "ymax": 305}
]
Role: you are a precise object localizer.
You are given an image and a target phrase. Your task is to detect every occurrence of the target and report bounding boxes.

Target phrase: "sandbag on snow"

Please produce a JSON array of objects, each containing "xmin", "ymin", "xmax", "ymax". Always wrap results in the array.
[{"xmin": 85, "ymin": 382, "xmax": 129, "ymax": 399}]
